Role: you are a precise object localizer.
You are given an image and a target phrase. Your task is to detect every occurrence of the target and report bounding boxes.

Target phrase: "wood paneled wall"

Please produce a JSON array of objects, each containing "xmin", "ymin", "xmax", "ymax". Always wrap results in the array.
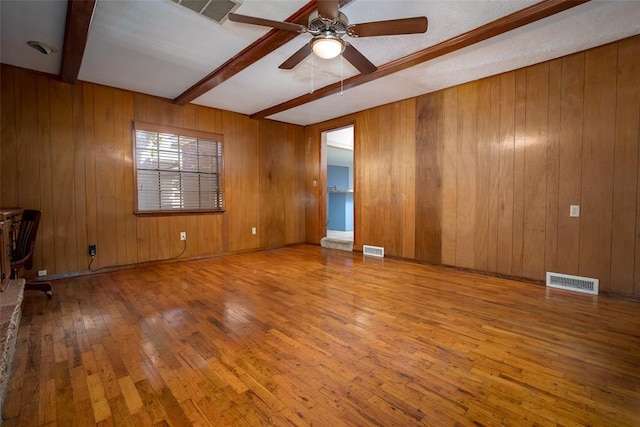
[
  {"xmin": 438, "ymin": 37, "xmax": 640, "ymax": 297},
  {"xmin": 259, "ymin": 120, "xmax": 305, "ymax": 249},
  {"xmin": 0, "ymin": 65, "xmax": 306, "ymax": 277},
  {"xmin": 305, "ymin": 36, "xmax": 640, "ymax": 298},
  {"xmin": 304, "ymin": 101, "xmax": 417, "ymax": 261},
  {"xmin": 2, "ymin": 37, "xmax": 638, "ymax": 298}
]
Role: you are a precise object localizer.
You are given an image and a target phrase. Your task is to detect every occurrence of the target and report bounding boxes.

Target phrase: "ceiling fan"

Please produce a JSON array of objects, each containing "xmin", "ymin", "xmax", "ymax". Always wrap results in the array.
[{"xmin": 228, "ymin": 0, "xmax": 428, "ymax": 74}]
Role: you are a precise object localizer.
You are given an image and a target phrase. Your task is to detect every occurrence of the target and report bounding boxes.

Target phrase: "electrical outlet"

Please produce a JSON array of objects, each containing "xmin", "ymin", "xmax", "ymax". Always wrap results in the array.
[
  {"xmin": 570, "ymin": 205, "xmax": 580, "ymax": 218},
  {"xmin": 251, "ymin": 227, "xmax": 257, "ymax": 235},
  {"xmin": 180, "ymin": 231, "xmax": 187, "ymax": 241},
  {"xmin": 88, "ymin": 244, "xmax": 97, "ymax": 256},
  {"xmin": 37, "ymin": 270, "xmax": 47, "ymax": 277}
]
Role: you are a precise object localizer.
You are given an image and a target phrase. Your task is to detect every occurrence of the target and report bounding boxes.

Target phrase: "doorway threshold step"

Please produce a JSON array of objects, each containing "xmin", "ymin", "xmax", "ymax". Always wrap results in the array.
[{"xmin": 320, "ymin": 237, "xmax": 353, "ymax": 252}]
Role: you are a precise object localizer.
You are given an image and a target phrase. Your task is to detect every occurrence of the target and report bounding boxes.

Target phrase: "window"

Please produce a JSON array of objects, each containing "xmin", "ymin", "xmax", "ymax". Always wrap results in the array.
[{"xmin": 133, "ymin": 121, "xmax": 224, "ymax": 214}]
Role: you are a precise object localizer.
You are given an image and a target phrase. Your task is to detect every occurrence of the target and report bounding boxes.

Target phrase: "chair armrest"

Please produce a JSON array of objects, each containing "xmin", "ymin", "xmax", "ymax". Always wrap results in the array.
[{"xmin": 10, "ymin": 241, "xmax": 35, "ymax": 268}]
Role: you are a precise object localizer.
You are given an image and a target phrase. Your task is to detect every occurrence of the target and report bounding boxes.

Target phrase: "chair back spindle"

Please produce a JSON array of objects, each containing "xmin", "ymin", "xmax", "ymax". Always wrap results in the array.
[{"xmin": 11, "ymin": 209, "xmax": 41, "ymax": 276}]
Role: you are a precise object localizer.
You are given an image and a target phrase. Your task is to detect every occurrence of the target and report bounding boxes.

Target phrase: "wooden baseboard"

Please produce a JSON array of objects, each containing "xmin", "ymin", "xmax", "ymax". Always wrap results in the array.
[{"xmin": 32, "ymin": 242, "xmax": 308, "ymax": 281}]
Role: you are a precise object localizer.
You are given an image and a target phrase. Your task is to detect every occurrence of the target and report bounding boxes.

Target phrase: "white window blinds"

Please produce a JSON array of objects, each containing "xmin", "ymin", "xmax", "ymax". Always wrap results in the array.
[{"xmin": 134, "ymin": 122, "xmax": 224, "ymax": 213}]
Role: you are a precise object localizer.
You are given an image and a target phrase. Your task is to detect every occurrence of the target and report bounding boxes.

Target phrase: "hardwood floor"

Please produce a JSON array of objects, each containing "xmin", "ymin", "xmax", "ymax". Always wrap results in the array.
[{"xmin": 2, "ymin": 245, "xmax": 639, "ymax": 426}]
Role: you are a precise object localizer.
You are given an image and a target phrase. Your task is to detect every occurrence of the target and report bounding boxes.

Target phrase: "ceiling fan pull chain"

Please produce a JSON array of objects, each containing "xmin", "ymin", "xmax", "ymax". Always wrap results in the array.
[
  {"xmin": 340, "ymin": 55, "xmax": 344, "ymax": 96},
  {"xmin": 311, "ymin": 54, "xmax": 315, "ymax": 94}
]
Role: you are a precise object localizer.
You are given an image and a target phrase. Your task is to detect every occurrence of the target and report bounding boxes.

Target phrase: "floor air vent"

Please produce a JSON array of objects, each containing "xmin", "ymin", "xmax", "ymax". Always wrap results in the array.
[
  {"xmin": 363, "ymin": 245, "xmax": 384, "ymax": 258},
  {"xmin": 546, "ymin": 272, "xmax": 599, "ymax": 295}
]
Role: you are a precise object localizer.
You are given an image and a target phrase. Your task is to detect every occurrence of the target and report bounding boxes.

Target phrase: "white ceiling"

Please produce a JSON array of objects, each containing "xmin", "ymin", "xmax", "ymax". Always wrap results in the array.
[
  {"xmin": 1, "ymin": 0, "xmax": 639, "ymax": 126},
  {"xmin": 326, "ymin": 126, "xmax": 354, "ymax": 150},
  {"xmin": 327, "ymin": 126, "xmax": 354, "ymax": 166},
  {"xmin": 327, "ymin": 145, "xmax": 354, "ymax": 167}
]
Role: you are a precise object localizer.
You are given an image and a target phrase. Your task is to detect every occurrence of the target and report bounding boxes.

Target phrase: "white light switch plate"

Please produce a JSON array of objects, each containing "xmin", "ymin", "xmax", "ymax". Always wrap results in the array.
[{"xmin": 570, "ymin": 205, "xmax": 580, "ymax": 218}]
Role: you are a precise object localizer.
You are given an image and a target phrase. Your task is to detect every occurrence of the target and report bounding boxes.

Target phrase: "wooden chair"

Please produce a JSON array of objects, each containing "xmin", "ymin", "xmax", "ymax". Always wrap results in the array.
[{"xmin": 11, "ymin": 209, "xmax": 52, "ymax": 298}]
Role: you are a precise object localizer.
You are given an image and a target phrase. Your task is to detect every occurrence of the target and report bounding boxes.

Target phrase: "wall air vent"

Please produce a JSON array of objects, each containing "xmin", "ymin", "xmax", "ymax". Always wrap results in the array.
[
  {"xmin": 170, "ymin": 0, "xmax": 239, "ymax": 23},
  {"xmin": 363, "ymin": 245, "xmax": 384, "ymax": 258},
  {"xmin": 546, "ymin": 272, "xmax": 599, "ymax": 295}
]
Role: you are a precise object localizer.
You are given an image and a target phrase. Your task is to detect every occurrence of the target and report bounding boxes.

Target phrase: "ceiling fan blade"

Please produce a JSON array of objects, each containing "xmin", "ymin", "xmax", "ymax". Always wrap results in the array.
[
  {"xmin": 342, "ymin": 44, "xmax": 376, "ymax": 74},
  {"xmin": 279, "ymin": 44, "xmax": 313, "ymax": 70},
  {"xmin": 348, "ymin": 16, "xmax": 428, "ymax": 37},
  {"xmin": 317, "ymin": 0, "xmax": 340, "ymax": 20},
  {"xmin": 228, "ymin": 13, "xmax": 307, "ymax": 33}
]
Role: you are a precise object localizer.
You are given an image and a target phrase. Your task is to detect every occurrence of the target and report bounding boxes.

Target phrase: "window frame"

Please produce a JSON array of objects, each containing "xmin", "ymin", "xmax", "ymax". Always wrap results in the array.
[{"xmin": 132, "ymin": 121, "xmax": 225, "ymax": 216}]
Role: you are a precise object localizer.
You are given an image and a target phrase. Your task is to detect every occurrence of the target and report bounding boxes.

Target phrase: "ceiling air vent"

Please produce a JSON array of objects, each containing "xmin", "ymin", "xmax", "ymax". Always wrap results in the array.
[
  {"xmin": 546, "ymin": 272, "xmax": 599, "ymax": 295},
  {"xmin": 171, "ymin": 0, "xmax": 239, "ymax": 23}
]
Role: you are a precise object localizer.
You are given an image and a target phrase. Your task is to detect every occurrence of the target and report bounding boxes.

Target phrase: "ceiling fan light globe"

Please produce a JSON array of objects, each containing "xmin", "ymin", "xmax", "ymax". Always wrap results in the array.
[{"xmin": 311, "ymin": 37, "xmax": 344, "ymax": 59}]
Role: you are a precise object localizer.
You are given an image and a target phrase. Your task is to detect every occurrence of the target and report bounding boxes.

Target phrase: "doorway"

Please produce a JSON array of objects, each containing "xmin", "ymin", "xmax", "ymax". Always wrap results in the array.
[{"xmin": 323, "ymin": 125, "xmax": 354, "ymax": 243}]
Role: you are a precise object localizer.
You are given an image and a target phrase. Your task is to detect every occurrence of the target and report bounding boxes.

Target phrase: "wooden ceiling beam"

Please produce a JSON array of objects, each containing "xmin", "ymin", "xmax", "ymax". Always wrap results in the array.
[
  {"xmin": 174, "ymin": 0, "xmax": 354, "ymax": 106},
  {"xmin": 251, "ymin": 0, "xmax": 590, "ymax": 119},
  {"xmin": 60, "ymin": 0, "xmax": 96, "ymax": 84}
]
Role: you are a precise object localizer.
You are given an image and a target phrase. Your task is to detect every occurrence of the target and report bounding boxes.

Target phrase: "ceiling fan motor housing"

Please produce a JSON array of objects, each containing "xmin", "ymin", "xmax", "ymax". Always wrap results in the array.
[{"xmin": 308, "ymin": 11, "xmax": 349, "ymax": 35}]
